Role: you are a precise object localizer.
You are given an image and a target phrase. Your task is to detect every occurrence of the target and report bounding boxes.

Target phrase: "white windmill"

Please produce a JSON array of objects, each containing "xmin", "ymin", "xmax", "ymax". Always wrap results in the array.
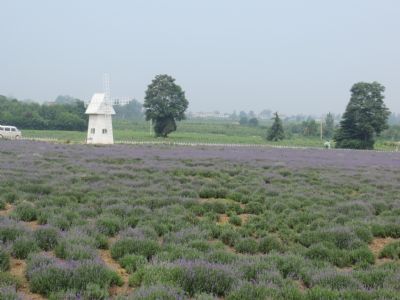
[{"xmin": 85, "ymin": 74, "xmax": 116, "ymax": 144}]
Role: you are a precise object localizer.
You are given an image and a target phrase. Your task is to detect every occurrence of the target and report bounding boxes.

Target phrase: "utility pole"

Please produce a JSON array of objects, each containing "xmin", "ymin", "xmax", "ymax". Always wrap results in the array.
[{"xmin": 320, "ymin": 118, "xmax": 323, "ymax": 140}]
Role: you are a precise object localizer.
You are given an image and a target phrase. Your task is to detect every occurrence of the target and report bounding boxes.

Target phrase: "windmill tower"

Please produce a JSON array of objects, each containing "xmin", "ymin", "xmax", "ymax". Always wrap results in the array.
[{"xmin": 85, "ymin": 74, "xmax": 115, "ymax": 144}]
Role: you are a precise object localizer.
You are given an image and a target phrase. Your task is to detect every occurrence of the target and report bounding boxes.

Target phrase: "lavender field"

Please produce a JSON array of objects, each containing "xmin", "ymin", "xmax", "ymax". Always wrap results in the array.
[{"xmin": 0, "ymin": 140, "xmax": 400, "ymax": 299}]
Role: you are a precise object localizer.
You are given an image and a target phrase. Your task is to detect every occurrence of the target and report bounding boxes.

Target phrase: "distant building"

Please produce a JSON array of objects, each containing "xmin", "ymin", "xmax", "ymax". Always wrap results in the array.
[
  {"xmin": 189, "ymin": 111, "xmax": 230, "ymax": 119},
  {"xmin": 85, "ymin": 93, "xmax": 115, "ymax": 144}
]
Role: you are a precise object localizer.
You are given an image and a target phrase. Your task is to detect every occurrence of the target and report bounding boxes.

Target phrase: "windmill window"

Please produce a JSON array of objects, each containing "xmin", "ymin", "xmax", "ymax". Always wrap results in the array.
[
  {"xmin": 90, "ymin": 128, "xmax": 95, "ymax": 134},
  {"xmin": 102, "ymin": 129, "xmax": 107, "ymax": 134}
]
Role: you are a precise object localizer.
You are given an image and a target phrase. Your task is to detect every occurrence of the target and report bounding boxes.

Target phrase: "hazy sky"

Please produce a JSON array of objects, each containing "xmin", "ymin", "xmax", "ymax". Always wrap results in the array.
[{"xmin": 1, "ymin": 0, "xmax": 399, "ymax": 114}]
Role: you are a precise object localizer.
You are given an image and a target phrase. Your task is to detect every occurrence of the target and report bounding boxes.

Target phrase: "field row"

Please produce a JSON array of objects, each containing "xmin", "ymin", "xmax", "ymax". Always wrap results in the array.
[{"xmin": 0, "ymin": 140, "xmax": 399, "ymax": 299}]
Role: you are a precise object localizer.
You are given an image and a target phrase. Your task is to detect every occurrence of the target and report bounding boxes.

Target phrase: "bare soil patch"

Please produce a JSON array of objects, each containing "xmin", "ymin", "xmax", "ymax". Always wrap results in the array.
[
  {"xmin": 0, "ymin": 203, "xmax": 14, "ymax": 216},
  {"xmin": 369, "ymin": 237, "xmax": 395, "ymax": 257},
  {"xmin": 369, "ymin": 237, "xmax": 400, "ymax": 265},
  {"xmin": 99, "ymin": 249, "xmax": 132, "ymax": 297},
  {"xmin": 239, "ymin": 213, "xmax": 251, "ymax": 224},
  {"xmin": 294, "ymin": 279, "xmax": 307, "ymax": 292},
  {"xmin": 217, "ymin": 213, "xmax": 252, "ymax": 225},
  {"xmin": 217, "ymin": 214, "xmax": 229, "ymax": 225},
  {"xmin": 26, "ymin": 220, "xmax": 40, "ymax": 230},
  {"xmin": 225, "ymin": 245, "xmax": 236, "ymax": 254},
  {"xmin": 9, "ymin": 258, "xmax": 45, "ymax": 300},
  {"xmin": 375, "ymin": 258, "xmax": 394, "ymax": 266},
  {"xmin": 337, "ymin": 266, "xmax": 353, "ymax": 272},
  {"xmin": 108, "ymin": 236, "xmax": 117, "ymax": 245}
]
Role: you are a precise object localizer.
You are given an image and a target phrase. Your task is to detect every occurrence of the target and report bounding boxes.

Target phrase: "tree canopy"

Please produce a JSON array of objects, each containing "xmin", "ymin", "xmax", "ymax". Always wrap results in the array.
[
  {"xmin": 114, "ymin": 99, "xmax": 143, "ymax": 120},
  {"xmin": 267, "ymin": 112, "xmax": 285, "ymax": 141},
  {"xmin": 248, "ymin": 117, "xmax": 259, "ymax": 127},
  {"xmin": 301, "ymin": 118, "xmax": 319, "ymax": 137},
  {"xmin": 239, "ymin": 116, "xmax": 248, "ymax": 125},
  {"xmin": 0, "ymin": 95, "xmax": 87, "ymax": 131},
  {"xmin": 324, "ymin": 112, "xmax": 335, "ymax": 140},
  {"xmin": 335, "ymin": 82, "xmax": 390, "ymax": 149},
  {"xmin": 143, "ymin": 74, "xmax": 188, "ymax": 137}
]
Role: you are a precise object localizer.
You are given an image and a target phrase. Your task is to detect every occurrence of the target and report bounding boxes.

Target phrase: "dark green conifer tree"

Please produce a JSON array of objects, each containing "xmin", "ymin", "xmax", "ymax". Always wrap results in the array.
[
  {"xmin": 335, "ymin": 82, "xmax": 390, "ymax": 149},
  {"xmin": 267, "ymin": 112, "xmax": 285, "ymax": 141}
]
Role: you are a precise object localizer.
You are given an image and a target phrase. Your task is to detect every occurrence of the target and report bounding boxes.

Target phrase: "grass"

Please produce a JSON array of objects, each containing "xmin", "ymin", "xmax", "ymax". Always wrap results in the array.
[
  {"xmin": 21, "ymin": 119, "xmax": 399, "ymax": 151},
  {"xmin": 22, "ymin": 127, "xmax": 270, "ymax": 144}
]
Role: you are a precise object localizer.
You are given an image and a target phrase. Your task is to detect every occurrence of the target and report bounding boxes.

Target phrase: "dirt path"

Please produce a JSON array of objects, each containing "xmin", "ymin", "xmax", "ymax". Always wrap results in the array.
[
  {"xmin": 0, "ymin": 203, "xmax": 14, "ymax": 216},
  {"xmin": 239, "ymin": 213, "xmax": 251, "ymax": 224},
  {"xmin": 217, "ymin": 213, "xmax": 252, "ymax": 225},
  {"xmin": 369, "ymin": 237, "xmax": 398, "ymax": 265},
  {"xmin": 9, "ymin": 258, "xmax": 45, "ymax": 300},
  {"xmin": 99, "ymin": 249, "xmax": 132, "ymax": 297},
  {"xmin": 26, "ymin": 220, "xmax": 40, "ymax": 230},
  {"xmin": 294, "ymin": 279, "xmax": 307, "ymax": 292},
  {"xmin": 2, "ymin": 204, "xmax": 133, "ymax": 298},
  {"xmin": 217, "ymin": 214, "xmax": 229, "ymax": 225},
  {"xmin": 1, "ymin": 204, "xmax": 44, "ymax": 299},
  {"xmin": 369, "ymin": 237, "xmax": 395, "ymax": 257}
]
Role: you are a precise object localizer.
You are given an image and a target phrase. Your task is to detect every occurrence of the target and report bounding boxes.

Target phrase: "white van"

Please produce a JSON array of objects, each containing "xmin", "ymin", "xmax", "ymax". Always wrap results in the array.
[{"xmin": 0, "ymin": 125, "xmax": 22, "ymax": 139}]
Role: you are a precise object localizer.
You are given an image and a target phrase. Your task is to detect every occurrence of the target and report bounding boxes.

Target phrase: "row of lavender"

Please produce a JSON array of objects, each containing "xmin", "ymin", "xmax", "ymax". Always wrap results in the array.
[{"xmin": 0, "ymin": 140, "xmax": 399, "ymax": 299}]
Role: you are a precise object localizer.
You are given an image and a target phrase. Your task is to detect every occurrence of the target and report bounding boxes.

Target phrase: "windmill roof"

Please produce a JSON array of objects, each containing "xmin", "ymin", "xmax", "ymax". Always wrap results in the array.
[{"xmin": 85, "ymin": 93, "xmax": 115, "ymax": 115}]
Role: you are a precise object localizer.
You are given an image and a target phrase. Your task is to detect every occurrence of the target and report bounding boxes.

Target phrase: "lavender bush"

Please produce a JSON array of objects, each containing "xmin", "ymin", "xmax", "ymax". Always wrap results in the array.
[
  {"xmin": 34, "ymin": 226, "xmax": 59, "ymax": 251},
  {"xmin": 26, "ymin": 254, "xmax": 122, "ymax": 296},
  {"xmin": 0, "ymin": 286, "xmax": 22, "ymax": 300},
  {"xmin": 0, "ymin": 218, "xmax": 28, "ymax": 243},
  {"xmin": 310, "ymin": 269, "xmax": 362, "ymax": 290},
  {"xmin": 139, "ymin": 259, "xmax": 238, "ymax": 296},
  {"xmin": 0, "ymin": 140, "xmax": 400, "ymax": 297},
  {"xmin": 111, "ymin": 238, "xmax": 160, "ymax": 260},
  {"xmin": 379, "ymin": 241, "xmax": 400, "ymax": 259},
  {"xmin": 11, "ymin": 236, "xmax": 39, "ymax": 259},
  {"xmin": 0, "ymin": 247, "xmax": 10, "ymax": 271}
]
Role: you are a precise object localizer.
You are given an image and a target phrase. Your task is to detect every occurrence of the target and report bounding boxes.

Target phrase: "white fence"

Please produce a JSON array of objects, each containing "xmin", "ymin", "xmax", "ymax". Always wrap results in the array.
[
  {"xmin": 17, "ymin": 136, "xmax": 400, "ymax": 153},
  {"xmin": 114, "ymin": 140, "xmax": 399, "ymax": 153}
]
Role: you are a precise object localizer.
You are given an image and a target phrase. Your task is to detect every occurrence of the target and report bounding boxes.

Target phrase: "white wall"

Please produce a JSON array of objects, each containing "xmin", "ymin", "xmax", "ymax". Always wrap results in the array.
[{"xmin": 87, "ymin": 114, "xmax": 114, "ymax": 144}]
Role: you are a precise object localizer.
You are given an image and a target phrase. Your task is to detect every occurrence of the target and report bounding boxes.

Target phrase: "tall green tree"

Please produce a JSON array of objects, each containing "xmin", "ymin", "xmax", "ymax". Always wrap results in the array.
[
  {"xmin": 239, "ymin": 116, "xmax": 248, "ymax": 125},
  {"xmin": 54, "ymin": 95, "xmax": 80, "ymax": 105},
  {"xmin": 301, "ymin": 118, "xmax": 319, "ymax": 137},
  {"xmin": 267, "ymin": 112, "xmax": 285, "ymax": 141},
  {"xmin": 143, "ymin": 75, "xmax": 188, "ymax": 137},
  {"xmin": 248, "ymin": 117, "xmax": 259, "ymax": 127},
  {"xmin": 324, "ymin": 112, "xmax": 335, "ymax": 139},
  {"xmin": 335, "ymin": 82, "xmax": 390, "ymax": 149},
  {"xmin": 0, "ymin": 95, "xmax": 87, "ymax": 131},
  {"xmin": 114, "ymin": 99, "xmax": 143, "ymax": 120}
]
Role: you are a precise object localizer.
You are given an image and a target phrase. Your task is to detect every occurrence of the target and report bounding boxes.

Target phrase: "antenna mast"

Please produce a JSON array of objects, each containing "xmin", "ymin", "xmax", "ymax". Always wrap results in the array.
[{"xmin": 103, "ymin": 73, "xmax": 111, "ymax": 104}]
